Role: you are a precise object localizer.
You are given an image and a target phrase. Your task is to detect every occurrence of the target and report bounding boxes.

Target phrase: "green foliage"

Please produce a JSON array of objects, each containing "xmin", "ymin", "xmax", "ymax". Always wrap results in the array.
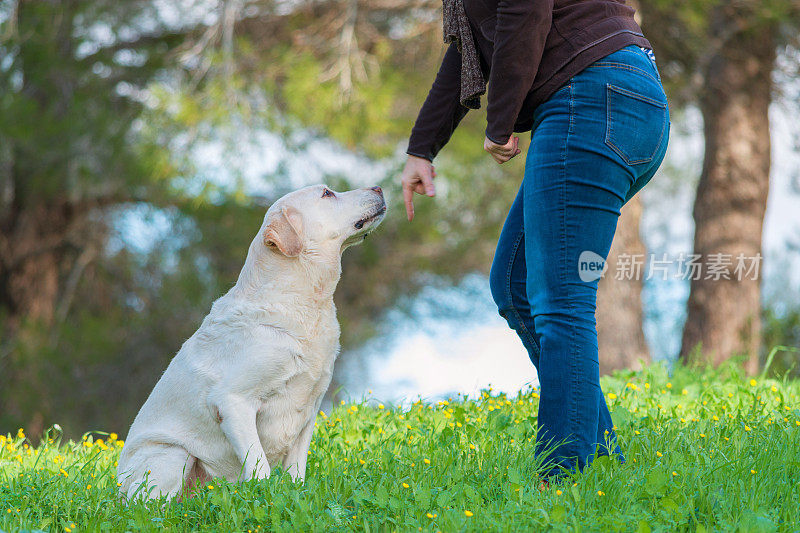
[
  {"xmin": 763, "ymin": 307, "xmax": 800, "ymax": 377},
  {"xmin": 0, "ymin": 0, "xmax": 180, "ymax": 202},
  {"xmin": 2, "ymin": 363, "xmax": 800, "ymax": 531},
  {"xmin": 639, "ymin": 0, "xmax": 800, "ymax": 104},
  {"xmin": 278, "ymin": 51, "xmax": 405, "ymax": 158}
]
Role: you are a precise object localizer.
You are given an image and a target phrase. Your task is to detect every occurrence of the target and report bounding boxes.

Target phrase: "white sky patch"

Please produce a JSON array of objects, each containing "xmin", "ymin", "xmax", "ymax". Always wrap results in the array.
[
  {"xmin": 189, "ymin": 128, "xmax": 392, "ymax": 197},
  {"xmin": 362, "ymin": 323, "xmax": 537, "ymax": 405},
  {"xmin": 764, "ymin": 101, "xmax": 800, "ymax": 287}
]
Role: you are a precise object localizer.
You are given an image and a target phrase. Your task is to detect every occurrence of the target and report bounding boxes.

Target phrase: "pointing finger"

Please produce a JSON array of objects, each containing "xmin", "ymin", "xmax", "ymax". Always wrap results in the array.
[{"xmin": 402, "ymin": 181, "xmax": 415, "ymax": 221}]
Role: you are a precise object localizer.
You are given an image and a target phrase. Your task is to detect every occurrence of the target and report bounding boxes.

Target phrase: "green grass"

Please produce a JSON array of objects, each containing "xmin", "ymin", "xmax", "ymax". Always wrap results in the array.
[{"xmin": 2, "ymin": 363, "xmax": 800, "ymax": 532}]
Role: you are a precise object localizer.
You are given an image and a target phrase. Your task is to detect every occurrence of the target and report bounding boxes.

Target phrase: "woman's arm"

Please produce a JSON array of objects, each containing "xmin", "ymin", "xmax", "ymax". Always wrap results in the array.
[
  {"xmin": 406, "ymin": 43, "xmax": 473, "ymax": 162},
  {"xmin": 485, "ymin": 0, "xmax": 554, "ymax": 145},
  {"xmin": 403, "ymin": 42, "xmax": 477, "ymax": 221}
]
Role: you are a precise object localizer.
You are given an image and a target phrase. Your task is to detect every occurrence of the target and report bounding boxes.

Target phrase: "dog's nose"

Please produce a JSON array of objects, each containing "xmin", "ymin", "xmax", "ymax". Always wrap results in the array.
[{"xmin": 370, "ymin": 186, "xmax": 383, "ymax": 196}]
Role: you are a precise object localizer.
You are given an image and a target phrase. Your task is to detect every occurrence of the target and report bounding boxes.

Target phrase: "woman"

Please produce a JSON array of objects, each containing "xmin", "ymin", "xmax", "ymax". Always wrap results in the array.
[{"xmin": 400, "ymin": 0, "xmax": 669, "ymax": 478}]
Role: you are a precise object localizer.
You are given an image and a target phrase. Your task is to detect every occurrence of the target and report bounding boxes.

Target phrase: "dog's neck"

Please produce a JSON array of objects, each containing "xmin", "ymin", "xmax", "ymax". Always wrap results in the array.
[{"xmin": 234, "ymin": 239, "xmax": 342, "ymax": 307}]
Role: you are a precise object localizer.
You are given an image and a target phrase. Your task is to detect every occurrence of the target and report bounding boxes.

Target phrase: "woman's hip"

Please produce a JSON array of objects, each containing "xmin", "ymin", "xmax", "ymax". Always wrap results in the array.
[{"xmin": 529, "ymin": 45, "xmax": 670, "ymax": 204}]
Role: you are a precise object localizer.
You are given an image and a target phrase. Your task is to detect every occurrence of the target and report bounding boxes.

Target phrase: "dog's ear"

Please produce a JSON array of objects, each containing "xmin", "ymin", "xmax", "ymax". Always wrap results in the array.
[{"xmin": 263, "ymin": 205, "xmax": 304, "ymax": 257}]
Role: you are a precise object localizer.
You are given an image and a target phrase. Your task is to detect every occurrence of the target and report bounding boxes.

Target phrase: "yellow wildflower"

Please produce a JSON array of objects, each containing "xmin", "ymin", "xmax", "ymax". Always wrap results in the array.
[
  {"xmin": 402, "ymin": 483, "xmax": 410, "ymax": 489},
  {"xmin": 464, "ymin": 510, "xmax": 474, "ymax": 517}
]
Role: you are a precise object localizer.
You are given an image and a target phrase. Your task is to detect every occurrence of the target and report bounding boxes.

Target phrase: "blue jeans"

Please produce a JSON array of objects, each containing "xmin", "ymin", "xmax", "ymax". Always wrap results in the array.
[{"xmin": 489, "ymin": 45, "xmax": 669, "ymax": 477}]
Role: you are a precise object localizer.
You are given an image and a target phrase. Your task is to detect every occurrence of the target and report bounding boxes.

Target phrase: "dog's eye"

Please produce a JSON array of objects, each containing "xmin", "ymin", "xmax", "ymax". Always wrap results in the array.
[{"xmin": 322, "ymin": 188, "xmax": 336, "ymax": 198}]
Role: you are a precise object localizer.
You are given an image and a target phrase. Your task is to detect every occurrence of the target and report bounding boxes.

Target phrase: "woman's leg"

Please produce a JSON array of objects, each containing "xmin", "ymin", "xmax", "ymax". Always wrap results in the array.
[
  {"xmin": 490, "ymin": 180, "xmax": 622, "ymax": 469},
  {"xmin": 523, "ymin": 46, "xmax": 669, "ymax": 476},
  {"xmin": 489, "ymin": 185, "xmax": 541, "ymax": 368}
]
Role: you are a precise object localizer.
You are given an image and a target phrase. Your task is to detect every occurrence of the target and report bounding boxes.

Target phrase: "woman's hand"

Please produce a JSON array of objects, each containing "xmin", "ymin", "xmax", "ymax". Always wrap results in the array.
[
  {"xmin": 484, "ymin": 135, "xmax": 521, "ymax": 164},
  {"xmin": 401, "ymin": 155, "xmax": 437, "ymax": 221}
]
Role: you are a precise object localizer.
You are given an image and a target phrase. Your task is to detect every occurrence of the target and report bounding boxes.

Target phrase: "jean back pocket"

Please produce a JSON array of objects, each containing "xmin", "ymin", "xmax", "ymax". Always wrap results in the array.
[{"xmin": 604, "ymin": 83, "xmax": 667, "ymax": 166}]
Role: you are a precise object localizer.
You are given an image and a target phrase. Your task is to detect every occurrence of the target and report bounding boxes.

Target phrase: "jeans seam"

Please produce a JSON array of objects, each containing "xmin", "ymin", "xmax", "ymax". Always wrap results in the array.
[
  {"xmin": 629, "ymin": 46, "xmax": 663, "ymax": 82},
  {"xmin": 584, "ymin": 62, "xmax": 660, "ymax": 86},
  {"xmin": 607, "ymin": 83, "xmax": 666, "ymax": 108},
  {"xmin": 504, "ymin": 227, "xmax": 540, "ymax": 358},
  {"xmin": 561, "ymin": 82, "xmax": 582, "ymax": 458}
]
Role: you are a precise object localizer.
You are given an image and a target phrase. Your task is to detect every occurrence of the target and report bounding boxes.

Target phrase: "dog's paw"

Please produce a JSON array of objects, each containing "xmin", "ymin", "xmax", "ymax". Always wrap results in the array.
[{"xmin": 243, "ymin": 457, "xmax": 271, "ymax": 480}]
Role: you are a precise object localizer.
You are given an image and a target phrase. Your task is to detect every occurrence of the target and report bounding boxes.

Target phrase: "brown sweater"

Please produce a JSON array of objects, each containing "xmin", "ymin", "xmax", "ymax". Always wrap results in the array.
[{"xmin": 407, "ymin": 0, "xmax": 651, "ymax": 161}]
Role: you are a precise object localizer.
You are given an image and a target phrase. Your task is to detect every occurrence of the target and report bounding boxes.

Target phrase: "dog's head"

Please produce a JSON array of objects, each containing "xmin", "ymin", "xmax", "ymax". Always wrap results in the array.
[{"xmin": 262, "ymin": 184, "xmax": 386, "ymax": 258}]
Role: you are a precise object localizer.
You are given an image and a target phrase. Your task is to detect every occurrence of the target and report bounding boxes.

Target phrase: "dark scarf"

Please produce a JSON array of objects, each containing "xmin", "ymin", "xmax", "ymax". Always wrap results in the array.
[{"xmin": 442, "ymin": 0, "xmax": 485, "ymax": 109}]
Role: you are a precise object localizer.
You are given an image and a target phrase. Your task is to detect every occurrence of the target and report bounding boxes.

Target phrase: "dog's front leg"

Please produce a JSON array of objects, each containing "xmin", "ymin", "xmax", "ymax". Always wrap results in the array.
[
  {"xmin": 209, "ymin": 392, "xmax": 270, "ymax": 480},
  {"xmin": 284, "ymin": 418, "xmax": 316, "ymax": 482}
]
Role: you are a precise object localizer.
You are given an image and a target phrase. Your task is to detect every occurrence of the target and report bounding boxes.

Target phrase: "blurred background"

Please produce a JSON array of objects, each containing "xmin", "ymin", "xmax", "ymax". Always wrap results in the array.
[{"xmin": 1, "ymin": 0, "xmax": 799, "ymax": 439}]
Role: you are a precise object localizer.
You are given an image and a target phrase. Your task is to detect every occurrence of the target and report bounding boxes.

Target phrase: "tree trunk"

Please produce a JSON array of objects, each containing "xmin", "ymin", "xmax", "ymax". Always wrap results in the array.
[
  {"xmin": 597, "ymin": 196, "xmax": 650, "ymax": 374},
  {"xmin": 0, "ymin": 198, "xmax": 79, "ymax": 435},
  {"xmin": 0, "ymin": 203, "xmax": 74, "ymax": 328},
  {"xmin": 680, "ymin": 19, "xmax": 776, "ymax": 374}
]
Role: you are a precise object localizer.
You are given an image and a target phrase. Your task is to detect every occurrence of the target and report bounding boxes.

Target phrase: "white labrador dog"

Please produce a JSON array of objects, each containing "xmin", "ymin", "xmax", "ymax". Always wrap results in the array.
[{"xmin": 117, "ymin": 184, "xmax": 386, "ymax": 500}]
